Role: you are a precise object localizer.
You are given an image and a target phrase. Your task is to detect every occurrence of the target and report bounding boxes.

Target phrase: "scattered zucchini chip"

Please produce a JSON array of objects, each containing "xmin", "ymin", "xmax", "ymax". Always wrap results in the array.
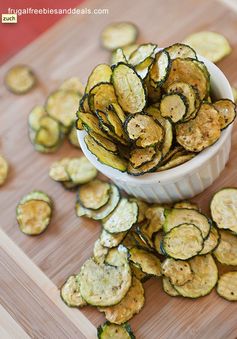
[
  {"xmin": 129, "ymin": 43, "xmax": 157, "ymax": 66},
  {"xmin": 162, "ymin": 258, "xmax": 193, "ymax": 286},
  {"xmin": 111, "ymin": 48, "xmax": 128, "ymax": 66},
  {"xmin": 93, "ymin": 239, "xmax": 109, "ymax": 264},
  {"xmin": 16, "ymin": 199, "xmax": 52, "ymax": 235},
  {"xmin": 199, "ymin": 226, "xmax": 219, "ymax": 255},
  {"xmin": 106, "ymin": 108, "xmax": 127, "ymax": 139},
  {"xmin": 76, "ymin": 183, "xmax": 120, "ymax": 220},
  {"xmin": 101, "ymin": 22, "xmax": 138, "ymax": 51},
  {"xmin": 153, "ymin": 231, "xmax": 164, "ymax": 255},
  {"xmin": 60, "ymin": 275, "xmax": 86, "ymax": 307},
  {"xmin": 46, "ymin": 90, "xmax": 80, "ymax": 130},
  {"xmin": 0, "ymin": 155, "xmax": 9, "ymax": 186},
  {"xmin": 99, "ymin": 276, "xmax": 145, "ymax": 324},
  {"xmin": 103, "ymin": 198, "xmax": 138, "ymax": 233},
  {"xmin": 163, "ymin": 208, "xmax": 210, "ymax": 238},
  {"xmin": 129, "ymin": 247, "xmax": 162, "ymax": 276},
  {"xmin": 85, "ymin": 64, "xmax": 112, "ymax": 93},
  {"xmin": 160, "ymin": 93, "xmax": 188, "ymax": 123},
  {"xmin": 176, "ymin": 103, "xmax": 221, "ymax": 152},
  {"xmin": 125, "ymin": 113, "xmax": 164, "ymax": 148},
  {"xmin": 84, "ymin": 135, "xmax": 127, "ymax": 172},
  {"xmin": 174, "ymin": 201, "xmax": 199, "ymax": 210},
  {"xmin": 67, "ymin": 157, "xmax": 97, "ymax": 184},
  {"xmin": 59, "ymin": 77, "xmax": 84, "ymax": 94},
  {"xmin": 183, "ymin": 31, "xmax": 232, "ymax": 63},
  {"xmin": 28, "ymin": 105, "xmax": 47, "ymax": 131},
  {"xmin": 162, "ymin": 223, "xmax": 203, "ymax": 260},
  {"xmin": 165, "ymin": 43, "xmax": 197, "ymax": 59},
  {"xmin": 210, "ymin": 188, "xmax": 237, "ymax": 234},
  {"xmin": 127, "ymin": 150, "xmax": 162, "ymax": 176},
  {"xmin": 49, "ymin": 158, "xmax": 70, "ymax": 182},
  {"xmin": 79, "ymin": 255, "xmax": 132, "ymax": 306},
  {"xmin": 213, "ymin": 99, "xmax": 236, "ymax": 129},
  {"xmin": 19, "ymin": 190, "xmax": 52, "ymax": 206},
  {"xmin": 34, "ymin": 116, "xmax": 61, "ymax": 148},
  {"xmin": 149, "ymin": 50, "xmax": 171, "ymax": 87},
  {"xmin": 78, "ymin": 180, "xmax": 110, "ymax": 210},
  {"xmin": 217, "ymin": 272, "xmax": 237, "ymax": 301},
  {"xmin": 130, "ymin": 147, "xmax": 156, "ymax": 168},
  {"xmin": 89, "ymin": 83, "xmax": 117, "ymax": 112},
  {"xmin": 88, "ymin": 131, "xmax": 117, "ymax": 154},
  {"xmin": 5, "ymin": 64, "xmax": 36, "ymax": 94},
  {"xmin": 105, "ymin": 245, "xmax": 129, "ymax": 267},
  {"xmin": 97, "ymin": 322, "xmax": 135, "ymax": 339},
  {"xmin": 112, "ymin": 63, "xmax": 146, "ymax": 114},
  {"xmin": 213, "ymin": 230, "xmax": 237, "ymax": 266},
  {"xmin": 162, "ymin": 277, "xmax": 180, "ymax": 297},
  {"xmin": 100, "ymin": 229, "xmax": 127, "ymax": 248},
  {"xmin": 173, "ymin": 254, "xmax": 218, "ymax": 298}
]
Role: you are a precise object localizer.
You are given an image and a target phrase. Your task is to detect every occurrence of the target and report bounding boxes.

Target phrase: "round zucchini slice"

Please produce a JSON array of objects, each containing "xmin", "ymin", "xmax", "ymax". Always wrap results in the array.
[
  {"xmin": 34, "ymin": 116, "xmax": 61, "ymax": 148},
  {"xmin": 89, "ymin": 83, "xmax": 117, "ymax": 113},
  {"xmin": 102, "ymin": 198, "xmax": 138, "ymax": 233},
  {"xmin": 0, "ymin": 155, "xmax": 9, "ymax": 186},
  {"xmin": 149, "ymin": 50, "xmax": 171, "ymax": 87},
  {"xmin": 173, "ymin": 254, "xmax": 218, "ymax": 298},
  {"xmin": 85, "ymin": 64, "xmax": 112, "ymax": 93},
  {"xmin": 49, "ymin": 158, "xmax": 71, "ymax": 182},
  {"xmin": 99, "ymin": 276, "xmax": 145, "ymax": 324},
  {"xmin": 129, "ymin": 247, "xmax": 162, "ymax": 276},
  {"xmin": 162, "ymin": 223, "xmax": 203, "ymax": 260},
  {"xmin": 19, "ymin": 191, "xmax": 52, "ymax": 206},
  {"xmin": 28, "ymin": 105, "xmax": 47, "ymax": 131},
  {"xmin": 77, "ymin": 180, "xmax": 111, "ymax": 210},
  {"xmin": 128, "ymin": 150, "xmax": 162, "ymax": 176},
  {"xmin": 59, "ymin": 77, "xmax": 84, "ymax": 95},
  {"xmin": 160, "ymin": 93, "xmax": 188, "ymax": 123},
  {"xmin": 130, "ymin": 263, "xmax": 150, "ymax": 282},
  {"xmin": 93, "ymin": 239, "xmax": 109, "ymax": 265},
  {"xmin": 97, "ymin": 322, "xmax": 135, "ymax": 339},
  {"xmin": 122, "ymin": 44, "xmax": 139, "ymax": 60},
  {"xmin": 135, "ymin": 56, "xmax": 154, "ymax": 79},
  {"xmin": 66, "ymin": 156, "xmax": 97, "ymax": 184},
  {"xmin": 165, "ymin": 43, "xmax": 197, "ymax": 59},
  {"xmin": 88, "ymin": 131, "xmax": 118, "ymax": 153},
  {"xmin": 100, "ymin": 229, "xmax": 127, "ymax": 248},
  {"xmin": 176, "ymin": 103, "xmax": 221, "ymax": 152},
  {"xmin": 145, "ymin": 206, "xmax": 165, "ymax": 236},
  {"xmin": 213, "ymin": 99, "xmax": 236, "ymax": 130},
  {"xmin": 130, "ymin": 146, "xmax": 156, "ymax": 168},
  {"xmin": 161, "ymin": 258, "xmax": 193, "ymax": 286},
  {"xmin": 5, "ymin": 64, "xmax": 36, "ymax": 94},
  {"xmin": 162, "ymin": 277, "xmax": 180, "ymax": 297},
  {"xmin": 60, "ymin": 275, "xmax": 86, "ymax": 308},
  {"xmin": 101, "ymin": 22, "xmax": 138, "ymax": 50},
  {"xmin": 217, "ymin": 272, "xmax": 237, "ymax": 301},
  {"xmin": 199, "ymin": 226, "xmax": 219, "ymax": 255},
  {"xmin": 68, "ymin": 125, "xmax": 80, "ymax": 148},
  {"xmin": 129, "ymin": 43, "xmax": 157, "ymax": 66},
  {"xmin": 210, "ymin": 188, "xmax": 237, "ymax": 234},
  {"xmin": 213, "ymin": 230, "xmax": 237, "ymax": 266}
]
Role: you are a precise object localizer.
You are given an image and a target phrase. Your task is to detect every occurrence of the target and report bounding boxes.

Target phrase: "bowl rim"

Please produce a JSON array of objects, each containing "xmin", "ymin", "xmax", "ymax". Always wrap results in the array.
[{"xmin": 78, "ymin": 55, "xmax": 234, "ymax": 185}]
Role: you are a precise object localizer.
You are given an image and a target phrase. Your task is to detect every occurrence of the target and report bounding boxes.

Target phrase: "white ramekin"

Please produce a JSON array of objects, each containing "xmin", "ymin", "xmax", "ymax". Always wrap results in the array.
[{"xmin": 78, "ymin": 56, "xmax": 234, "ymax": 203}]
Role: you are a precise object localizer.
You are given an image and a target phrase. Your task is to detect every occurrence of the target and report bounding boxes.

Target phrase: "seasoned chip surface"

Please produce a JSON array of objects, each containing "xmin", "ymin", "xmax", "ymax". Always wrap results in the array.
[
  {"xmin": 5, "ymin": 64, "xmax": 36, "ymax": 94},
  {"xmin": 162, "ymin": 258, "xmax": 193, "ymax": 286},
  {"xmin": 78, "ymin": 180, "xmax": 110, "ymax": 210},
  {"xmin": 129, "ymin": 247, "xmax": 161, "ymax": 276}
]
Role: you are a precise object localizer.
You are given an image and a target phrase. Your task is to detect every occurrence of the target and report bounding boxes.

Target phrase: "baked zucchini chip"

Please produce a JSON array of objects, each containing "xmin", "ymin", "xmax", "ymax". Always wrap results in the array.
[
  {"xmin": 213, "ymin": 230, "xmax": 237, "ymax": 266},
  {"xmin": 160, "ymin": 93, "xmax": 188, "ymax": 123},
  {"xmin": 85, "ymin": 64, "xmax": 112, "ymax": 93},
  {"xmin": 130, "ymin": 147, "xmax": 156, "ymax": 168},
  {"xmin": 99, "ymin": 276, "xmax": 145, "ymax": 324},
  {"xmin": 183, "ymin": 31, "xmax": 232, "ymax": 63},
  {"xmin": 103, "ymin": 198, "xmax": 138, "ymax": 233},
  {"xmin": 67, "ymin": 157, "xmax": 97, "ymax": 184},
  {"xmin": 28, "ymin": 105, "xmax": 47, "ymax": 131},
  {"xmin": 0, "ymin": 155, "xmax": 9, "ymax": 186},
  {"xmin": 59, "ymin": 77, "xmax": 84, "ymax": 94},
  {"xmin": 97, "ymin": 322, "xmax": 135, "ymax": 339},
  {"xmin": 127, "ymin": 150, "xmax": 162, "ymax": 176},
  {"xmin": 89, "ymin": 83, "xmax": 117, "ymax": 112},
  {"xmin": 129, "ymin": 247, "xmax": 162, "ymax": 276},
  {"xmin": 149, "ymin": 50, "xmax": 171, "ymax": 87},
  {"xmin": 109, "ymin": 103, "xmax": 127, "ymax": 123},
  {"xmin": 173, "ymin": 254, "xmax": 218, "ymax": 298},
  {"xmin": 88, "ymin": 131, "xmax": 118, "ymax": 153},
  {"xmin": 112, "ymin": 63, "xmax": 146, "ymax": 114},
  {"xmin": 93, "ymin": 239, "xmax": 109, "ymax": 264},
  {"xmin": 77, "ymin": 180, "xmax": 110, "ymax": 210},
  {"xmin": 161, "ymin": 258, "xmax": 193, "ymax": 286},
  {"xmin": 213, "ymin": 99, "xmax": 236, "ymax": 129},
  {"xmin": 199, "ymin": 226, "xmax": 219, "ymax": 255},
  {"xmin": 135, "ymin": 57, "xmax": 154, "ymax": 79},
  {"xmin": 68, "ymin": 124, "xmax": 80, "ymax": 148},
  {"xmin": 122, "ymin": 44, "xmax": 139, "ymax": 60},
  {"xmin": 101, "ymin": 22, "xmax": 138, "ymax": 50},
  {"xmin": 165, "ymin": 43, "xmax": 197, "ymax": 59},
  {"xmin": 162, "ymin": 223, "xmax": 203, "ymax": 260},
  {"xmin": 145, "ymin": 206, "xmax": 165, "ymax": 236},
  {"xmin": 60, "ymin": 275, "xmax": 86, "ymax": 307},
  {"xmin": 125, "ymin": 114, "xmax": 164, "ymax": 148},
  {"xmin": 49, "ymin": 158, "xmax": 71, "ymax": 182},
  {"xmin": 5, "ymin": 64, "xmax": 36, "ymax": 94},
  {"xmin": 217, "ymin": 272, "xmax": 237, "ymax": 301},
  {"xmin": 111, "ymin": 48, "xmax": 128, "ymax": 66},
  {"xmin": 162, "ymin": 277, "xmax": 180, "ymax": 297},
  {"xmin": 210, "ymin": 188, "xmax": 237, "ymax": 234},
  {"xmin": 129, "ymin": 43, "xmax": 157, "ymax": 66},
  {"xmin": 78, "ymin": 255, "xmax": 131, "ymax": 306},
  {"xmin": 176, "ymin": 103, "xmax": 221, "ymax": 152},
  {"xmin": 34, "ymin": 116, "xmax": 61, "ymax": 148},
  {"xmin": 100, "ymin": 229, "xmax": 127, "ymax": 248},
  {"xmin": 163, "ymin": 208, "xmax": 210, "ymax": 238}
]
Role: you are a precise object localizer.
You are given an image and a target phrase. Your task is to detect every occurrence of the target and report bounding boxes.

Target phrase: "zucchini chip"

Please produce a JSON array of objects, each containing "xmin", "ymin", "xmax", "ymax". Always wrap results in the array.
[
  {"xmin": 127, "ymin": 150, "xmax": 162, "ymax": 176},
  {"xmin": 210, "ymin": 188, "xmax": 237, "ymax": 234},
  {"xmin": 213, "ymin": 99, "xmax": 236, "ymax": 129},
  {"xmin": 213, "ymin": 230, "xmax": 237, "ymax": 266},
  {"xmin": 93, "ymin": 239, "xmax": 109, "ymax": 264},
  {"xmin": 199, "ymin": 226, "xmax": 219, "ymax": 255},
  {"xmin": 99, "ymin": 276, "xmax": 145, "ymax": 324},
  {"xmin": 85, "ymin": 64, "xmax": 112, "ymax": 93},
  {"xmin": 122, "ymin": 44, "xmax": 139, "ymax": 60},
  {"xmin": 165, "ymin": 43, "xmax": 197, "ymax": 59},
  {"xmin": 0, "ymin": 155, "xmax": 9, "ymax": 186},
  {"xmin": 49, "ymin": 158, "xmax": 70, "ymax": 182},
  {"xmin": 101, "ymin": 22, "xmax": 138, "ymax": 50},
  {"xmin": 67, "ymin": 157, "xmax": 97, "ymax": 184},
  {"xmin": 135, "ymin": 57, "xmax": 154, "ymax": 79},
  {"xmin": 131, "ymin": 263, "xmax": 150, "ymax": 282},
  {"xmin": 145, "ymin": 206, "xmax": 165, "ymax": 236},
  {"xmin": 111, "ymin": 48, "xmax": 127, "ymax": 66},
  {"xmin": 97, "ymin": 322, "xmax": 135, "ymax": 339},
  {"xmin": 130, "ymin": 147, "xmax": 156, "ymax": 168},
  {"xmin": 28, "ymin": 105, "xmax": 47, "ymax": 131},
  {"xmin": 125, "ymin": 114, "xmax": 164, "ymax": 148},
  {"xmin": 161, "ymin": 258, "xmax": 193, "ymax": 286},
  {"xmin": 217, "ymin": 272, "xmax": 237, "ymax": 301},
  {"xmin": 5, "ymin": 64, "xmax": 36, "ymax": 94},
  {"xmin": 16, "ymin": 199, "xmax": 52, "ymax": 235},
  {"xmin": 19, "ymin": 190, "xmax": 52, "ymax": 206},
  {"xmin": 34, "ymin": 116, "xmax": 61, "ymax": 148},
  {"xmin": 100, "ymin": 229, "xmax": 127, "ymax": 248},
  {"xmin": 76, "ymin": 183, "xmax": 120, "ymax": 220},
  {"xmin": 84, "ymin": 135, "xmax": 127, "ymax": 172},
  {"xmin": 160, "ymin": 94, "xmax": 188, "ymax": 123},
  {"xmin": 183, "ymin": 31, "xmax": 232, "ymax": 63},
  {"xmin": 162, "ymin": 223, "xmax": 203, "ymax": 260},
  {"xmin": 149, "ymin": 50, "xmax": 171, "ymax": 87},
  {"xmin": 157, "ymin": 152, "xmax": 195, "ymax": 171},
  {"xmin": 153, "ymin": 231, "xmax": 164, "ymax": 255},
  {"xmin": 77, "ymin": 111, "xmax": 108, "ymax": 138},
  {"xmin": 173, "ymin": 254, "xmax": 218, "ymax": 298},
  {"xmin": 46, "ymin": 90, "xmax": 80, "ymax": 130},
  {"xmin": 68, "ymin": 125, "xmax": 80, "ymax": 148},
  {"xmin": 129, "ymin": 247, "xmax": 162, "ymax": 276},
  {"xmin": 162, "ymin": 277, "xmax": 180, "ymax": 297},
  {"xmin": 88, "ymin": 131, "xmax": 118, "ymax": 153},
  {"xmin": 130, "ymin": 198, "xmax": 148, "ymax": 223},
  {"xmin": 89, "ymin": 83, "xmax": 117, "ymax": 112},
  {"xmin": 163, "ymin": 208, "xmax": 210, "ymax": 238},
  {"xmin": 60, "ymin": 275, "xmax": 86, "ymax": 307},
  {"xmin": 103, "ymin": 198, "xmax": 138, "ymax": 233},
  {"xmin": 112, "ymin": 63, "xmax": 146, "ymax": 114},
  {"xmin": 163, "ymin": 58, "xmax": 209, "ymax": 100},
  {"xmin": 78, "ymin": 180, "xmax": 110, "ymax": 210},
  {"xmin": 174, "ymin": 201, "xmax": 199, "ymax": 210},
  {"xmin": 59, "ymin": 77, "xmax": 84, "ymax": 95},
  {"xmin": 129, "ymin": 43, "xmax": 157, "ymax": 66},
  {"xmin": 176, "ymin": 103, "xmax": 221, "ymax": 152},
  {"xmin": 79, "ymin": 255, "xmax": 131, "ymax": 306}
]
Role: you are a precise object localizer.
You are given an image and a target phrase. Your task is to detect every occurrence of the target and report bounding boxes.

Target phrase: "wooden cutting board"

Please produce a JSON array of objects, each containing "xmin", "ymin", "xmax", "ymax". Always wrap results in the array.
[{"xmin": 0, "ymin": 0, "xmax": 237, "ymax": 338}]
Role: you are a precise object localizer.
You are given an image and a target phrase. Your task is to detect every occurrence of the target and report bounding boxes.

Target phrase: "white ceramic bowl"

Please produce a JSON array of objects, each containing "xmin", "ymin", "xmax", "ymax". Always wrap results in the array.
[{"xmin": 78, "ymin": 56, "xmax": 234, "ymax": 203}]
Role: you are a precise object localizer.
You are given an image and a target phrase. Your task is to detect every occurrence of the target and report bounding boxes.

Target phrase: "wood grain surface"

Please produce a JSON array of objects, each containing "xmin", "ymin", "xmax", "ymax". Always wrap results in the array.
[{"xmin": 0, "ymin": 0, "xmax": 237, "ymax": 338}]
